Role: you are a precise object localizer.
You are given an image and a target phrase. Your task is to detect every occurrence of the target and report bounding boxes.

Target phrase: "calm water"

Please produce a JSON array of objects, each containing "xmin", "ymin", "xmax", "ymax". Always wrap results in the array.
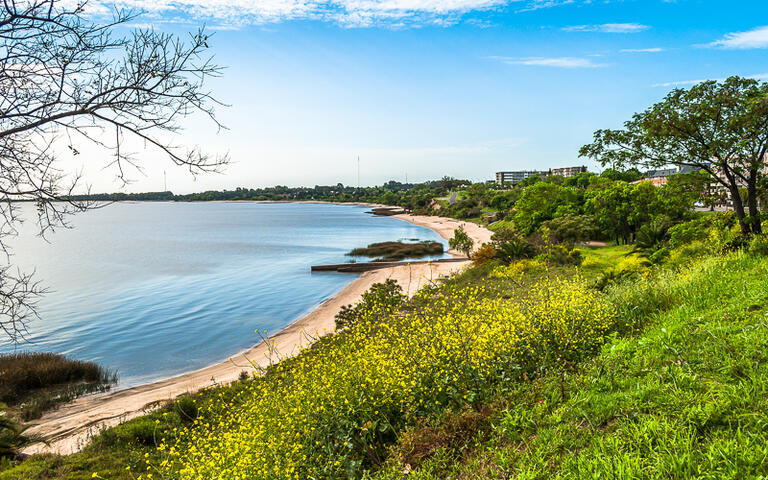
[{"xmin": 1, "ymin": 202, "xmax": 447, "ymax": 387}]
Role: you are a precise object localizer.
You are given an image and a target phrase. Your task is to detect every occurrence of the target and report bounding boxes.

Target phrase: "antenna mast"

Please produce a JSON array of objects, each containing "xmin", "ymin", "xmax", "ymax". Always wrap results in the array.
[{"xmin": 357, "ymin": 156, "xmax": 360, "ymax": 189}]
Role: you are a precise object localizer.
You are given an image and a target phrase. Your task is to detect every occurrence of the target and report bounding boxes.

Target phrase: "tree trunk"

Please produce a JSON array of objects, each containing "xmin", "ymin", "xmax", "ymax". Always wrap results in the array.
[
  {"xmin": 729, "ymin": 184, "xmax": 751, "ymax": 235},
  {"xmin": 747, "ymin": 170, "xmax": 762, "ymax": 235},
  {"xmin": 721, "ymin": 164, "xmax": 751, "ymax": 235}
]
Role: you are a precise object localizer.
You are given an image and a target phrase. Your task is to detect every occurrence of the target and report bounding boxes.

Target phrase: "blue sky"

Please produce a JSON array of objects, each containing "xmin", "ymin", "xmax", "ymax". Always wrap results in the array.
[{"xmin": 75, "ymin": 0, "xmax": 768, "ymax": 192}]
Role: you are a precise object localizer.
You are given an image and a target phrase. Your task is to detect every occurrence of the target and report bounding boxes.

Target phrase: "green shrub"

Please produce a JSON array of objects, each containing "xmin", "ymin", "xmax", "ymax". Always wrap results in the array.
[
  {"xmin": 541, "ymin": 214, "xmax": 597, "ymax": 247},
  {"xmin": 648, "ymin": 246, "xmax": 669, "ymax": 264},
  {"xmin": 593, "ymin": 256, "xmax": 650, "ymax": 290},
  {"xmin": 748, "ymin": 234, "xmax": 768, "ymax": 256},
  {"xmin": 665, "ymin": 240, "xmax": 712, "ymax": 269},
  {"xmin": 176, "ymin": 397, "xmax": 199, "ymax": 423},
  {"xmin": 668, "ymin": 218, "xmax": 709, "ymax": 248},
  {"xmin": 490, "ymin": 227, "xmax": 535, "ymax": 264},
  {"xmin": 126, "ymin": 419, "xmax": 157, "ymax": 446},
  {"xmin": 335, "ymin": 279, "xmax": 405, "ymax": 330},
  {"xmin": 537, "ymin": 245, "xmax": 582, "ymax": 266},
  {"xmin": 449, "ymin": 226, "xmax": 474, "ymax": 257},
  {"xmin": 0, "ymin": 404, "xmax": 33, "ymax": 459}
]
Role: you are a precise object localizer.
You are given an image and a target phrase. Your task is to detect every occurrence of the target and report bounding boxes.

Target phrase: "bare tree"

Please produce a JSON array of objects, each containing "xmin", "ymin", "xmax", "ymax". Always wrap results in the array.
[{"xmin": 0, "ymin": 0, "xmax": 227, "ymax": 343}]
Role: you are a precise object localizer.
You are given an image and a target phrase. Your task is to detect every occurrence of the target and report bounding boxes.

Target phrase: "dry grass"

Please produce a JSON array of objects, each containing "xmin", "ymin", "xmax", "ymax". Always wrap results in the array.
[{"xmin": 0, "ymin": 352, "xmax": 117, "ymax": 420}]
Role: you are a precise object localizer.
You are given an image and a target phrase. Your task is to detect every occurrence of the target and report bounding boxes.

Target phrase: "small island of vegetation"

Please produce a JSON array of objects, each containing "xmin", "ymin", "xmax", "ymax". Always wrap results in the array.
[{"xmin": 347, "ymin": 240, "xmax": 444, "ymax": 262}]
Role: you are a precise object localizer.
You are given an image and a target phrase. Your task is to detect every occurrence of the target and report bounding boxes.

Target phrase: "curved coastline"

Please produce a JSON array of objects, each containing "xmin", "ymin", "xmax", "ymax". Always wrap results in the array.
[{"xmin": 23, "ymin": 211, "xmax": 492, "ymax": 455}]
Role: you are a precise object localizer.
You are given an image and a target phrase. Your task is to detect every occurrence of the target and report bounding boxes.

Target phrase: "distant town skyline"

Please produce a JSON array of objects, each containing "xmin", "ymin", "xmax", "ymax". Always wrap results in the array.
[{"xmin": 54, "ymin": 0, "xmax": 768, "ymax": 194}]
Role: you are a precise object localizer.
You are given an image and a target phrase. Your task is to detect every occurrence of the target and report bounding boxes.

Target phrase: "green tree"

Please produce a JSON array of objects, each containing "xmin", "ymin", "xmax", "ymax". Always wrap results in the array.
[
  {"xmin": 580, "ymin": 76, "xmax": 768, "ymax": 235},
  {"xmin": 449, "ymin": 226, "xmax": 474, "ymax": 257},
  {"xmin": 514, "ymin": 182, "xmax": 579, "ymax": 234},
  {"xmin": 600, "ymin": 168, "xmax": 642, "ymax": 183},
  {"xmin": 541, "ymin": 214, "xmax": 598, "ymax": 247},
  {"xmin": 584, "ymin": 181, "xmax": 635, "ymax": 244}
]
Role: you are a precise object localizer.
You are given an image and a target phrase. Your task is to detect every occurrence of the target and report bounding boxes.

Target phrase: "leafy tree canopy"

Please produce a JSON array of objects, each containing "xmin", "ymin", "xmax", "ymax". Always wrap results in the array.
[{"xmin": 580, "ymin": 76, "xmax": 768, "ymax": 235}]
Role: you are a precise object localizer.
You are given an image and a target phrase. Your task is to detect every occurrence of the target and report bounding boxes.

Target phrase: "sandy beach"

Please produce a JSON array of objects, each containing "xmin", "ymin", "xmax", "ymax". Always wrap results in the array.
[{"xmin": 23, "ymin": 212, "xmax": 491, "ymax": 455}]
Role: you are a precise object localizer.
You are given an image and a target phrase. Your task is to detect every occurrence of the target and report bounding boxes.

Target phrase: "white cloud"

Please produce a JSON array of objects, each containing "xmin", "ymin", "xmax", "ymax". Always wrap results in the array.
[
  {"xmin": 708, "ymin": 26, "xmax": 768, "ymax": 49},
  {"xmin": 515, "ymin": 0, "xmax": 574, "ymax": 13},
  {"xmin": 620, "ymin": 47, "xmax": 663, "ymax": 53},
  {"xmin": 82, "ymin": 0, "xmax": 524, "ymax": 28},
  {"xmin": 492, "ymin": 56, "xmax": 607, "ymax": 68},
  {"xmin": 652, "ymin": 72, "xmax": 768, "ymax": 88},
  {"xmin": 563, "ymin": 23, "xmax": 649, "ymax": 33}
]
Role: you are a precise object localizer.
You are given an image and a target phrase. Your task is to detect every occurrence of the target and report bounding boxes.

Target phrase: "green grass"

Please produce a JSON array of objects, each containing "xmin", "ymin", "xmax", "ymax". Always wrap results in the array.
[
  {"xmin": 576, "ymin": 244, "xmax": 634, "ymax": 273},
  {"xmin": 372, "ymin": 251, "xmax": 768, "ymax": 479},
  {"xmin": 487, "ymin": 219, "xmax": 515, "ymax": 232}
]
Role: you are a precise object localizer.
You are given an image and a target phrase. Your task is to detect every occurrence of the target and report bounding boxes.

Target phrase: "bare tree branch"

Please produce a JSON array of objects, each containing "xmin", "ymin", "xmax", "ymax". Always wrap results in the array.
[{"xmin": 0, "ymin": 0, "xmax": 227, "ymax": 344}]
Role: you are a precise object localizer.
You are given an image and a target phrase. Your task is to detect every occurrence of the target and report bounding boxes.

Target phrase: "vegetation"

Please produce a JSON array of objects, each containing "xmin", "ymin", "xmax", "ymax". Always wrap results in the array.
[
  {"xmin": 347, "ymin": 241, "xmax": 444, "ymax": 262},
  {"xmin": 0, "ymin": 405, "xmax": 33, "ymax": 460},
  {"xmin": 373, "ymin": 251, "xmax": 768, "ymax": 479},
  {"xmin": 449, "ymin": 226, "xmax": 474, "ymax": 257},
  {"xmin": 0, "ymin": 353, "xmax": 116, "ymax": 421},
  {"xmin": 580, "ymin": 76, "xmax": 768, "ymax": 235}
]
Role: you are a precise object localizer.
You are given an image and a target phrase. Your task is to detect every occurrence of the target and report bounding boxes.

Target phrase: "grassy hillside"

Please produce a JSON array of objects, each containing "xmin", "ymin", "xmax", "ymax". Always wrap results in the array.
[
  {"xmin": 373, "ymin": 251, "xmax": 768, "ymax": 479},
  {"xmin": 2, "ymin": 248, "xmax": 767, "ymax": 479}
]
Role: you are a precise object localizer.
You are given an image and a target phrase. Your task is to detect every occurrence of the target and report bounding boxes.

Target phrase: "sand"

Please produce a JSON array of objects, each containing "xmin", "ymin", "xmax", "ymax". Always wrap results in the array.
[{"xmin": 22, "ymin": 213, "xmax": 492, "ymax": 455}]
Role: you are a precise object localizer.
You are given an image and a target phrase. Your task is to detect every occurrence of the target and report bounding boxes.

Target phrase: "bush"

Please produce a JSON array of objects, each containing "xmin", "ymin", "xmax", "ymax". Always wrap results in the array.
[
  {"xmin": 537, "ymin": 245, "xmax": 582, "ymax": 266},
  {"xmin": 471, "ymin": 244, "xmax": 497, "ymax": 266},
  {"xmin": 665, "ymin": 240, "xmax": 713, "ymax": 269},
  {"xmin": 541, "ymin": 214, "xmax": 597, "ymax": 246},
  {"xmin": 593, "ymin": 256, "xmax": 650, "ymax": 290},
  {"xmin": 335, "ymin": 279, "xmax": 405, "ymax": 330},
  {"xmin": 449, "ymin": 226, "xmax": 474, "ymax": 257},
  {"xmin": 632, "ymin": 217, "xmax": 671, "ymax": 259},
  {"xmin": 125, "ymin": 419, "xmax": 157, "ymax": 446},
  {"xmin": 748, "ymin": 234, "xmax": 768, "ymax": 256},
  {"xmin": 490, "ymin": 227, "xmax": 535, "ymax": 264},
  {"xmin": 668, "ymin": 219, "xmax": 709, "ymax": 249},
  {"xmin": 0, "ymin": 404, "xmax": 33, "ymax": 459},
  {"xmin": 176, "ymin": 397, "xmax": 199, "ymax": 423}
]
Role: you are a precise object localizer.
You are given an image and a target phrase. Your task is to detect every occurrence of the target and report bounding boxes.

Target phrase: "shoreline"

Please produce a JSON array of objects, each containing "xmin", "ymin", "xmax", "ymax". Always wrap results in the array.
[{"xmin": 23, "ymin": 211, "xmax": 491, "ymax": 455}]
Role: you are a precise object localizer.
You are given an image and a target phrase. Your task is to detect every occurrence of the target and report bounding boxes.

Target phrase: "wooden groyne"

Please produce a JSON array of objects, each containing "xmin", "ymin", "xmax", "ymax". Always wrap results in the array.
[{"xmin": 311, "ymin": 257, "xmax": 466, "ymax": 273}]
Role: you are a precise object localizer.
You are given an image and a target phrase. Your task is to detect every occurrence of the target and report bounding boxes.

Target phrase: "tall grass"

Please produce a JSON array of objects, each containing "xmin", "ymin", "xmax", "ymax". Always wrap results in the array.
[{"xmin": 0, "ymin": 352, "xmax": 117, "ymax": 420}]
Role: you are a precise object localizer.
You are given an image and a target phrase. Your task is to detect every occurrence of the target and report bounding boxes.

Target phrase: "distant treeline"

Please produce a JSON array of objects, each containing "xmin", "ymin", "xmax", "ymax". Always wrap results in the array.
[{"xmin": 64, "ymin": 177, "xmax": 472, "ymax": 212}]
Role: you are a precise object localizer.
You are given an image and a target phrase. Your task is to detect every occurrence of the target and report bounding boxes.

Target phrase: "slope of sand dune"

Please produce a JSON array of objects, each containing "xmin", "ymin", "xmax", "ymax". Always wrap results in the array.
[{"xmin": 24, "ymin": 213, "xmax": 491, "ymax": 455}]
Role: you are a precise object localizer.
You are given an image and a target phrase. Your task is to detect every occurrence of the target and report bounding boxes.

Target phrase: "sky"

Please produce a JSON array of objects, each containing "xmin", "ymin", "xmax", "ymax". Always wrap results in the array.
[{"xmin": 62, "ymin": 0, "xmax": 768, "ymax": 193}]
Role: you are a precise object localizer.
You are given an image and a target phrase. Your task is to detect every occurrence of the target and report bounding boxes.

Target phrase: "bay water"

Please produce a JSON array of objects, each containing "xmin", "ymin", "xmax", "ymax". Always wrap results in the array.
[{"xmin": 1, "ymin": 202, "xmax": 447, "ymax": 387}]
